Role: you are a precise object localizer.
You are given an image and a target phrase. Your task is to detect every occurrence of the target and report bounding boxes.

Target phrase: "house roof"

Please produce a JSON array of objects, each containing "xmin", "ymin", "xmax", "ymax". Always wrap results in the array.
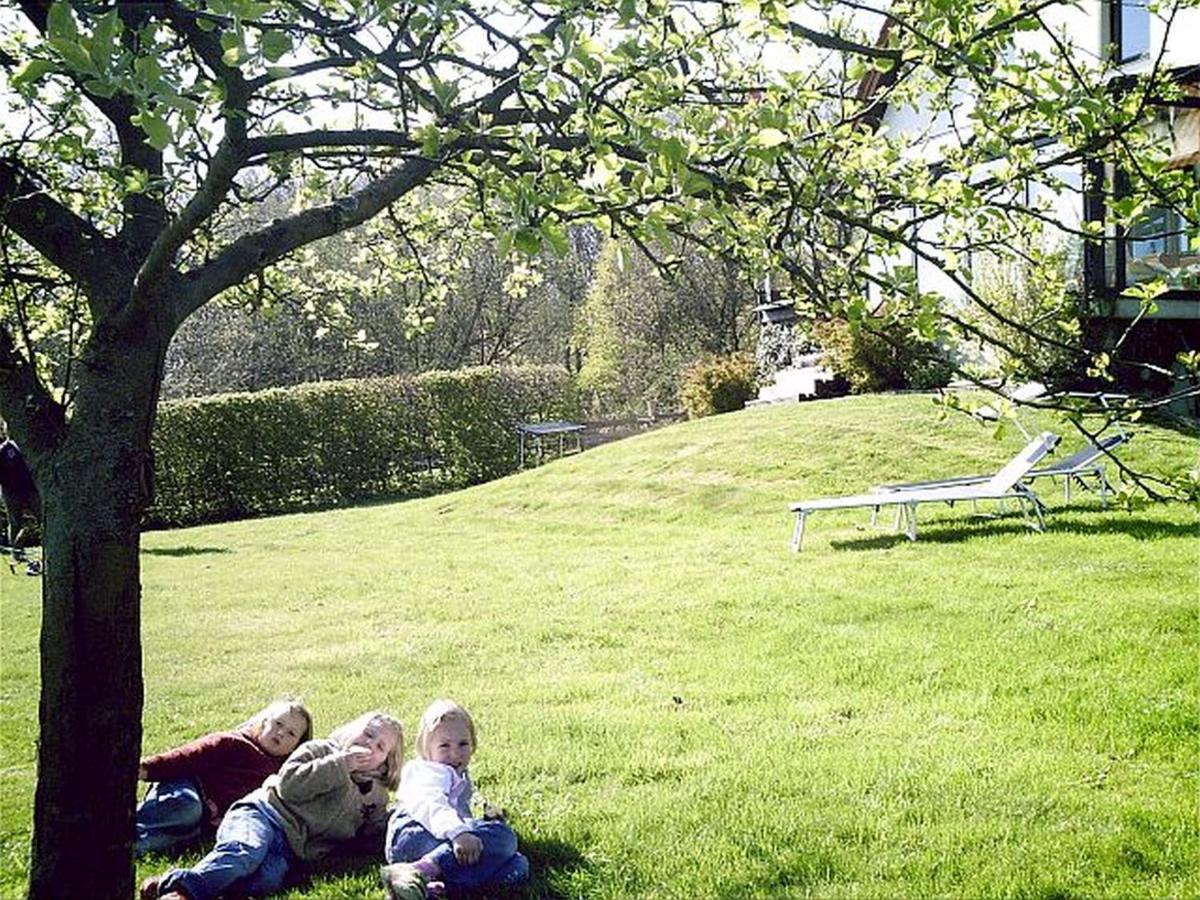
[{"xmin": 854, "ymin": 18, "xmax": 897, "ymax": 131}]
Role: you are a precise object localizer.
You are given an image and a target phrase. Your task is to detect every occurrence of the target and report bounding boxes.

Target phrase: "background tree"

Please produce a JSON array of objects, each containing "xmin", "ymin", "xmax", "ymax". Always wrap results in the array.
[
  {"xmin": 715, "ymin": 1, "xmax": 1200, "ymax": 428},
  {"xmin": 575, "ymin": 239, "xmax": 758, "ymax": 415},
  {"xmin": 160, "ymin": 218, "xmax": 601, "ymax": 396}
]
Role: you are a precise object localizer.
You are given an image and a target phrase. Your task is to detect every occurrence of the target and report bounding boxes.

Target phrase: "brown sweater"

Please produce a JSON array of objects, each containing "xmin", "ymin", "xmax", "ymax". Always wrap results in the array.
[
  {"xmin": 141, "ymin": 731, "xmax": 282, "ymax": 827},
  {"xmin": 261, "ymin": 739, "xmax": 390, "ymax": 861}
]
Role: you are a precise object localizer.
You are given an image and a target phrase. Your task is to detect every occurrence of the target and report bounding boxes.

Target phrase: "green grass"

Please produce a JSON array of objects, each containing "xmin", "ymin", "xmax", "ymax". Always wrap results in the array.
[{"xmin": 2, "ymin": 393, "xmax": 1198, "ymax": 899}]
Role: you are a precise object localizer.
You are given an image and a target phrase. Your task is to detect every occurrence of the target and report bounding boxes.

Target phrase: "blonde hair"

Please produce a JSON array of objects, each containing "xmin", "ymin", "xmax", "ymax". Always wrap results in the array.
[
  {"xmin": 242, "ymin": 698, "xmax": 314, "ymax": 748},
  {"xmin": 328, "ymin": 710, "xmax": 404, "ymax": 790},
  {"xmin": 414, "ymin": 699, "xmax": 477, "ymax": 761}
]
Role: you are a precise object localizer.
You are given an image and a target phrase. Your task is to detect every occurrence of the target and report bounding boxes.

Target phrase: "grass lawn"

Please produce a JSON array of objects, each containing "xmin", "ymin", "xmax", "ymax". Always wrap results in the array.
[{"xmin": 2, "ymin": 393, "xmax": 1197, "ymax": 899}]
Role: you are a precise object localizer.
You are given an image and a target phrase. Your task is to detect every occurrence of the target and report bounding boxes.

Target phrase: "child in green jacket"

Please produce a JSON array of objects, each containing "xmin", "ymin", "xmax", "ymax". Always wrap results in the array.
[{"xmin": 141, "ymin": 710, "xmax": 402, "ymax": 900}]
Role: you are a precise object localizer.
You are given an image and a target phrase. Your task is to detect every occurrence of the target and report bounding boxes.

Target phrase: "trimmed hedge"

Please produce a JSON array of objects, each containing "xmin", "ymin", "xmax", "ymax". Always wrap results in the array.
[{"xmin": 149, "ymin": 365, "xmax": 578, "ymax": 527}]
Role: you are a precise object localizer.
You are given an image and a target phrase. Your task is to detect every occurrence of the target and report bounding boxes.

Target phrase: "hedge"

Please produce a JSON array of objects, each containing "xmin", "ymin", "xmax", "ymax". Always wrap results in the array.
[{"xmin": 148, "ymin": 365, "xmax": 579, "ymax": 527}]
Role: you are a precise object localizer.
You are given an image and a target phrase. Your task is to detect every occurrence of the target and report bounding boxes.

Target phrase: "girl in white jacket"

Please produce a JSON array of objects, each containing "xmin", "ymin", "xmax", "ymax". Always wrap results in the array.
[{"xmin": 381, "ymin": 700, "xmax": 529, "ymax": 899}]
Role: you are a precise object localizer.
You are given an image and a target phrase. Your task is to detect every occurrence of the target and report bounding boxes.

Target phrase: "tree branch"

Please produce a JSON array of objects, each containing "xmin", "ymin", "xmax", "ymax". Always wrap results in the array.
[
  {"xmin": 245, "ymin": 129, "xmax": 421, "ymax": 158},
  {"xmin": 133, "ymin": 2, "xmax": 256, "ymax": 302},
  {"xmin": 0, "ymin": 158, "xmax": 128, "ymax": 312},
  {"xmin": 176, "ymin": 154, "xmax": 441, "ymax": 325},
  {"xmin": 17, "ymin": 0, "xmax": 167, "ymax": 252}
]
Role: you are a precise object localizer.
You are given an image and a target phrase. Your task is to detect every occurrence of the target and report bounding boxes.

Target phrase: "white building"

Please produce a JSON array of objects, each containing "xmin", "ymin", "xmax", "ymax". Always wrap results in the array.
[{"xmin": 859, "ymin": 0, "xmax": 1199, "ymax": 405}]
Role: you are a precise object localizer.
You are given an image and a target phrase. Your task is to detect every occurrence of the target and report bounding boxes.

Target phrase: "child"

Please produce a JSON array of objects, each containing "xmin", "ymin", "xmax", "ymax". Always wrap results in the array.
[
  {"xmin": 381, "ymin": 699, "xmax": 529, "ymax": 899},
  {"xmin": 141, "ymin": 710, "xmax": 403, "ymax": 900},
  {"xmin": 136, "ymin": 698, "xmax": 313, "ymax": 856}
]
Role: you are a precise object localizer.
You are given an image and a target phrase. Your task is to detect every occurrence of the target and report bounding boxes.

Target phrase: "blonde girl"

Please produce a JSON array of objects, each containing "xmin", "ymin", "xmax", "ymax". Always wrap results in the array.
[
  {"xmin": 381, "ymin": 700, "xmax": 529, "ymax": 899},
  {"xmin": 136, "ymin": 698, "xmax": 313, "ymax": 856},
  {"xmin": 142, "ymin": 710, "xmax": 402, "ymax": 900}
]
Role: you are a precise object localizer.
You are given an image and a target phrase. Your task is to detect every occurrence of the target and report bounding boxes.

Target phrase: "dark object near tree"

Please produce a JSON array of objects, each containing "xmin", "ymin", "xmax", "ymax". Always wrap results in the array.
[{"xmin": 0, "ymin": 439, "xmax": 40, "ymax": 548}]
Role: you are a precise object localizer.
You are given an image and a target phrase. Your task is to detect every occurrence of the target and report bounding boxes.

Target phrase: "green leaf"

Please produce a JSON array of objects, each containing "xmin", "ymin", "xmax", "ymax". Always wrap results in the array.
[
  {"xmin": 418, "ymin": 125, "xmax": 440, "ymax": 157},
  {"xmin": 48, "ymin": 38, "xmax": 93, "ymax": 74},
  {"xmin": 752, "ymin": 128, "xmax": 787, "ymax": 148},
  {"xmin": 133, "ymin": 110, "xmax": 172, "ymax": 151},
  {"xmin": 90, "ymin": 10, "xmax": 122, "ymax": 62},
  {"xmin": 134, "ymin": 55, "xmax": 164, "ymax": 84},
  {"xmin": 220, "ymin": 29, "xmax": 246, "ymax": 67},
  {"xmin": 123, "ymin": 167, "xmax": 150, "ymax": 194},
  {"xmin": 660, "ymin": 136, "xmax": 685, "ymax": 164},
  {"xmin": 540, "ymin": 220, "xmax": 569, "ymax": 257},
  {"xmin": 83, "ymin": 77, "xmax": 117, "ymax": 98},
  {"xmin": 260, "ymin": 29, "xmax": 292, "ymax": 63},
  {"xmin": 614, "ymin": 244, "xmax": 631, "ymax": 273},
  {"xmin": 513, "ymin": 228, "xmax": 542, "ymax": 256},
  {"xmin": 47, "ymin": 2, "xmax": 77, "ymax": 40},
  {"xmin": 11, "ymin": 58, "xmax": 56, "ymax": 89}
]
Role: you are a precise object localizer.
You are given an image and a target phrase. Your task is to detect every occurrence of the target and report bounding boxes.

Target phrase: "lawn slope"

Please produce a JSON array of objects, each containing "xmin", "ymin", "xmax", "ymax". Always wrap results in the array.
[{"xmin": 2, "ymin": 393, "xmax": 1197, "ymax": 899}]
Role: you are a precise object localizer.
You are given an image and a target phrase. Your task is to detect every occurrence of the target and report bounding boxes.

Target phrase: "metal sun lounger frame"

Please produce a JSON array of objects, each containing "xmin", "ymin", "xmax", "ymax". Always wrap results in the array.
[
  {"xmin": 788, "ymin": 432, "xmax": 1061, "ymax": 552},
  {"xmin": 870, "ymin": 432, "xmax": 1131, "ymax": 511}
]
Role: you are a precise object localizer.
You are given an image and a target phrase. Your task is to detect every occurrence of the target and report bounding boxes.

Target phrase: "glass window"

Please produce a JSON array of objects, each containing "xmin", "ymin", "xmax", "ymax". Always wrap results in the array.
[
  {"xmin": 1115, "ymin": 0, "xmax": 1151, "ymax": 62},
  {"xmin": 1124, "ymin": 172, "xmax": 1200, "ymax": 290}
]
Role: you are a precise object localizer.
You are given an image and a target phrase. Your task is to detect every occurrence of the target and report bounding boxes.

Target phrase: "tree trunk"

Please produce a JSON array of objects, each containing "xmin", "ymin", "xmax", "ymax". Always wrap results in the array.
[{"xmin": 27, "ymin": 323, "xmax": 165, "ymax": 900}]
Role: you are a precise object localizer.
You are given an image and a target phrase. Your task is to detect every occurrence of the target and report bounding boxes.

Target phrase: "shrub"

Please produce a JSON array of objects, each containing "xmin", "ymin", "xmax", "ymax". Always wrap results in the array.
[
  {"xmin": 679, "ymin": 353, "xmax": 757, "ymax": 418},
  {"xmin": 149, "ymin": 365, "xmax": 578, "ymax": 526},
  {"xmin": 813, "ymin": 318, "xmax": 953, "ymax": 394}
]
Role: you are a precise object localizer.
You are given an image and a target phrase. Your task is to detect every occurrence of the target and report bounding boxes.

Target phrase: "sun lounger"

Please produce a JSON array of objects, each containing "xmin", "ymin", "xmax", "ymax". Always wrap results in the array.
[
  {"xmin": 788, "ymin": 432, "xmax": 1060, "ymax": 552},
  {"xmin": 872, "ymin": 432, "xmax": 1130, "ymax": 508}
]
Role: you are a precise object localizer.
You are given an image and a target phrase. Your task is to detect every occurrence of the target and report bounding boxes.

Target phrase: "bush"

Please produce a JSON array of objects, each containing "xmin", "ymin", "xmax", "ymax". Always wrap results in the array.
[
  {"xmin": 149, "ymin": 365, "xmax": 578, "ymax": 526},
  {"xmin": 813, "ymin": 318, "xmax": 953, "ymax": 394},
  {"xmin": 679, "ymin": 353, "xmax": 757, "ymax": 418}
]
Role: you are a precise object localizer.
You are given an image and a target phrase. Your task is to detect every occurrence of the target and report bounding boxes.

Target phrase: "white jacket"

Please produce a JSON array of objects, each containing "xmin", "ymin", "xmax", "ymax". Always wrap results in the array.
[{"xmin": 396, "ymin": 758, "xmax": 474, "ymax": 840}]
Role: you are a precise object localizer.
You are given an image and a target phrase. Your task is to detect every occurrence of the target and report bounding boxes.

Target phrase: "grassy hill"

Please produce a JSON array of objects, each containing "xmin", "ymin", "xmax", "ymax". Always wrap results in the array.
[{"xmin": 2, "ymin": 393, "xmax": 1197, "ymax": 898}]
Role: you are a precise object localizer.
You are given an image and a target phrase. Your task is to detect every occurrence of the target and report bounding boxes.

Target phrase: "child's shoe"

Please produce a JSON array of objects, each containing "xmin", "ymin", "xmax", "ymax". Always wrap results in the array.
[{"xmin": 380, "ymin": 862, "xmax": 427, "ymax": 900}]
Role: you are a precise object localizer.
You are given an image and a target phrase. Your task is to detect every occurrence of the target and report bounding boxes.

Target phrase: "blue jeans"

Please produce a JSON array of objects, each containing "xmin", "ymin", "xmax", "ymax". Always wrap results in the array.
[
  {"xmin": 160, "ymin": 799, "xmax": 296, "ymax": 900},
  {"xmin": 386, "ymin": 815, "xmax": 530, "ymax": 891},
  {"xmin": 136, "ymin": 778, "xmax": 204, "ymax": 856}
]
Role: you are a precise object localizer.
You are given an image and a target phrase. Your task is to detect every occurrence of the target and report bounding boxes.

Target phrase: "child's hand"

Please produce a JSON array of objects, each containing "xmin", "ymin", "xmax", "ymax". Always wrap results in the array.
[
  {"xmin": 339, "ymin": 745, "xmax": 375, "ymax": 773},
  {"xmin": 452, "ymin": 832, "xmax": 483, "ymax": 865},
  {"xmin": 137, "ymin": 764, "xmax": 149, "ymax": 781}
]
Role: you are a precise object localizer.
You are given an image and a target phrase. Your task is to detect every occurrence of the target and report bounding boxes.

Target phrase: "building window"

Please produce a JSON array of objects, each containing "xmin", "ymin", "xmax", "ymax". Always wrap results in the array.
[
  {"xmin": 1125, "ymin": 185, "xmax": 1200, "ymax": 291},
  {"xmin": 1108, "ymin": 0, "xmax": 1151, "ymax": 63}
]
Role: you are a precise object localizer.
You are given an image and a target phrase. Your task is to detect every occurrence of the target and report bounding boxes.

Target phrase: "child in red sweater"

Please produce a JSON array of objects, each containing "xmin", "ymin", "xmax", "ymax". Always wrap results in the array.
[{"xmin": 136, "ymin": 698, "xmax": 313, "ymax": 856}]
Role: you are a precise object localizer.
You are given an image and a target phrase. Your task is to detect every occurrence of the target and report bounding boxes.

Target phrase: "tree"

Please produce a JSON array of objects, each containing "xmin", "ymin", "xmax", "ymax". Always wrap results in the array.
[
  {"xmin": 574, "ymin": 238, "xmax": 757, "ymax": 415},
  {"xmin": 0, "ymin": 3, "xmax": 752, "ymax": 896},
  {"xmin": 159, "ymin": 218, "xmax": 600, "ymax": 396},
  {"xmin": 2, "ymin": 2, "xmax": 1197, "ymax": 897},
  {"xmin": 684, "ymin": 1, "xmax": 1199, "ymax": 490}
]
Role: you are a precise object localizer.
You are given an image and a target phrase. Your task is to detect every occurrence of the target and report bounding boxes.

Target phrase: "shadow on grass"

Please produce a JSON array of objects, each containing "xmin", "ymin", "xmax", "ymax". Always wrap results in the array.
[
  {"xmin": 293, "ymin": 834, "xmax": 589, "ymax": 899},
  {"xmin": 828, "ymin": 512, "xmax": 1196, "ymax": 551},
  {"xmin": 518, "ymin": 836, "xmax": 591, "ymax": 899},
  {"xmin": 143, "ymin": 545, "xmax": 231, "ymax": 557}
]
